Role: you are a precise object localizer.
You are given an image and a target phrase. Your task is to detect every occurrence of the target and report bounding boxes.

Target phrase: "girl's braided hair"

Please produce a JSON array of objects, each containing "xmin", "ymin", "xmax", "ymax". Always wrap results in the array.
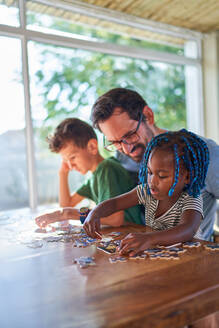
[{"xmin": 139, "ymin": 129, "xmax": 209, "ymax": 198}]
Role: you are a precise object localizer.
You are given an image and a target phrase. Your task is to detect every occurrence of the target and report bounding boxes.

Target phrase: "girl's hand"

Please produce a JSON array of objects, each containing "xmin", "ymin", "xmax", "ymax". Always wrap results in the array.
[
  {"xmin": 119, "ymin": 232, "xmax": 154, "ymax": 256},
  {"xmin": 83, "ymin": 211, "xmax": 101, "ymax": 239}
]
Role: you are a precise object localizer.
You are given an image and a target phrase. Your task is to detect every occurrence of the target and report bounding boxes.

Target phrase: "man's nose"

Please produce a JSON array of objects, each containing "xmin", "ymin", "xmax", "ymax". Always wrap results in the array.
[{"xmin": 121, "ymin": 142, "xmax": 134, "ymax": 155}]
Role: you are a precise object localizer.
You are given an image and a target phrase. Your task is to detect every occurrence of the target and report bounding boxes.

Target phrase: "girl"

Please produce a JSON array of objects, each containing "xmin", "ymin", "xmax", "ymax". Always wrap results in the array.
[{"xmin": 83, "ymin": 129, "xmax": 210, "ymax": 256}]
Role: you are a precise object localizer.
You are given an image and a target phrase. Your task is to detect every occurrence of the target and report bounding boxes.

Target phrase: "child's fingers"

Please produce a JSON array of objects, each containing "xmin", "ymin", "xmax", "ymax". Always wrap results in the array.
[
  {"xmin": 129, "ymin": 247, "xmax": 143, "ymax": 257},
  {"xmin": 83, "ymin": 219, "xmax": 99, "ymax": 238},
  {"xmin": 119, "ymin": 243, "xmax": 131, "ymax": 254},
  {"xmin": 35, "ymin": 215, "xmax": 49, "ymax": 227},
  {"xmin": 119, "ymin": 233, "xmax": 135, "ymax": 249},
  {"xmin": 119, "ymin": 239, "xmax": 137, "ymax": 254}
]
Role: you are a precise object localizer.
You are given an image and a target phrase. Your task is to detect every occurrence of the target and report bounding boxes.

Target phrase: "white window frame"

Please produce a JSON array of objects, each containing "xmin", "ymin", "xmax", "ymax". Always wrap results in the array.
[{"xmin": 0, "ymin": 0, "xmax": 204, "ymax": 209}]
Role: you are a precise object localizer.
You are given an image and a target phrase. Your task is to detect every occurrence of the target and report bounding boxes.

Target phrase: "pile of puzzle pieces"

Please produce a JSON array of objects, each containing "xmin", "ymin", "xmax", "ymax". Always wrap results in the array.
[{"xmin": 32, "ymin": 224, "xmax": 219, "ymax": 267}]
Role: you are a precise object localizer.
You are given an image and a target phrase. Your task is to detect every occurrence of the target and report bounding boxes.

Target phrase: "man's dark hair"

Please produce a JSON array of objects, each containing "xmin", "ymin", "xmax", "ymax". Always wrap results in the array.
[
  {"xmin": 48, "ymin": 118, "xmax": 97, "ymax": 153},
  {"xmin": 91, "ymin": 88, "xmax": 147, "ymax": 130}
]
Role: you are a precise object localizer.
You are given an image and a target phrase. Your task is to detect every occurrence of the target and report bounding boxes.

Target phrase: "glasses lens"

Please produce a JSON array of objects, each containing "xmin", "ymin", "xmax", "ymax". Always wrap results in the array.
[
  {"xmin": 105, "ymin": 144, "xmax": 117, "ymax": 152},
  {"xmin": 124, "ymin": 132, "xmax": 139, "ymax": 144},
  {"xmin": 104, "ymin": 137, "xmax": 117, "ymax": 152}
]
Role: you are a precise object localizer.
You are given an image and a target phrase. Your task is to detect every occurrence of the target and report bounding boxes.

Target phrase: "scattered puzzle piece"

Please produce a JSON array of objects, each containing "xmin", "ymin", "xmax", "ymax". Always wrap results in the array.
[
  {"xmin": 183, "ymin": 241, "xmax": 201, "ymax": 248},
  {"xmin": 149, "ymin": 253, "xmax": 161, "ymax": 260},
  {"xmin": 129, "ymin": 253, "xmax": 148, "ymax": 260},
  {"xmin": 43, "ymin": 236, "xmax": 62, "ymax": 242},
  {"xmin": 73, "ymin": 239, "xmax": 89, "ymax": 247},
  {"xmin": 97, "ymin": 242, "xmax": 117, "ymax": 254},
  {"xmin": 169, "ymin": 253, "xmax": 180, "ymax": 260},
  {"xmin": 73, "ymin": 256, "xmax": 96, "ymax": 268},
  {"xmin": 107, "ymin": 232, "xmax": 122, "ymax": 237},
  {"xmin": 109, "ymin": 255, "xmax": 127, "ymax": 263},
  {"xmin": 35, "ymin": 228, "xmax": 47, "ymax": 233},
  {"xmin": 166, "ymin": 247, "xmax": 187, "ymax": 254},
  {"xmin": 144, "ymin": 248, "xmax": 164, "ymax": 254},
  {"xmin": 204, "ymin": 244, "xmax": 219, "ymax": 251},
  {"xmin": 157, "ymin": 253, "xmax": 179, "ymax": 260}
]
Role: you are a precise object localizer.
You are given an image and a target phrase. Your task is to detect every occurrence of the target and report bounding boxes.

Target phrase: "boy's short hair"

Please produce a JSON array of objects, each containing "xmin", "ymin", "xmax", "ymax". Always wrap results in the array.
[{"xmin": 48, "ymin": 118, "xmax": 97, "ymax": 152}]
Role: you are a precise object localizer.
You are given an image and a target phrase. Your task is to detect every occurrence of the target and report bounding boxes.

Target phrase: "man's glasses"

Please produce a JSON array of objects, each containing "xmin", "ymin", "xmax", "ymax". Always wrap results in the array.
[{"xmin": 103, "ymin": 111, "xmax": 143, "ymax": 152}]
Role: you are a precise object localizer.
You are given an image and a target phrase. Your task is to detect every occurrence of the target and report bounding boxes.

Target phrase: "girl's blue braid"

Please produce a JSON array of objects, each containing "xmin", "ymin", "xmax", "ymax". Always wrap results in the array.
[
  {"xmin": 181, "ymin": 129, "xmax": 209, "ymax": 197},
  {"xmin": 139, "ymin": 129, "xmax": 210, "ymax": 198},
  {"xmin": 182, "ymin": 129, "xmax": 209, "ymax": 190},
  {"xmin": 168, "ymin": 144, "xmax": 179, "ymax": 196},
  {"xmin": 139, "ymin": 132, "xmax": 169, "ymax": 195}
]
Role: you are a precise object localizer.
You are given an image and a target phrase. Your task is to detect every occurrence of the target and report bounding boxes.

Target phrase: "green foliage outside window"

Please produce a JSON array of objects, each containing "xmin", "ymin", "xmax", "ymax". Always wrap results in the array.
[{"xmin": 29, "ymin": 15, "xmax": 186, "ymax": 154}]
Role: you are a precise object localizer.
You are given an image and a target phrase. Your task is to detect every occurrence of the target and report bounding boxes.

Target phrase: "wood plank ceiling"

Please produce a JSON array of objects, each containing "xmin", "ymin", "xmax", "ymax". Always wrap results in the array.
[
  {"xmin": 73, "ymin": 0, "xmax": 219, "ymax": 33},
  {"xmin": 2, "ymin": 0, "xmax": 219, "ymax": 46}
]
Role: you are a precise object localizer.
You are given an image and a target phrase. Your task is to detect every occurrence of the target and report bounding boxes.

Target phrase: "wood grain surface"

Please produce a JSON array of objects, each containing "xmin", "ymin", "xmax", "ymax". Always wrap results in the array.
[{"xmin": 0, "ymin": 224, "xmax": 219, "ymax": 328}]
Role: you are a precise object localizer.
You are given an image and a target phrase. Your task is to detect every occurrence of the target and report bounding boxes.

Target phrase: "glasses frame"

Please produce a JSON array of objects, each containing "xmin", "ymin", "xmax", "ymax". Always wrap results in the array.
[{"xmin": 103, "ymin": 111, "xmax": 144, "ymax": 151}]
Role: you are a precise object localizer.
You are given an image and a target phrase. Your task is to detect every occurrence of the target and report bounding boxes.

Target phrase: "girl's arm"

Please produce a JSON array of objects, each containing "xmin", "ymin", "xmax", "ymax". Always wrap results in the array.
[
  {"xmin": 83, "ymin": 187, "xmax": 139, "ymax": 238},
  {"xmin": 119, "ymin": 209, "xmax": 202, "ymax": 256},
  {"xmin": 36, "ymin": 188, "xmax": 138, "ymax": 229}
]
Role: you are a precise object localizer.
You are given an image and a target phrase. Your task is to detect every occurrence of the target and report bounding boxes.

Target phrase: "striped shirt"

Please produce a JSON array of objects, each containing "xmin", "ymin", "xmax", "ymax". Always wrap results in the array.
[{"xmin": 137, "ymin": 186, "xmax": 203, "ymax": 239}]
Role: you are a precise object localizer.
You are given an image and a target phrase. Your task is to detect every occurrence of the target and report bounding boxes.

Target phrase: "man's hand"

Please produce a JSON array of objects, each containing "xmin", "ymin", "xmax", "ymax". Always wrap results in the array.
[
  {"xmin": 119, "ymin": 232, "xmax": 154, "ymax": 256},
  {"xmin": 83, "ymin": 211, "xmax": 102, "ymax": 239}
]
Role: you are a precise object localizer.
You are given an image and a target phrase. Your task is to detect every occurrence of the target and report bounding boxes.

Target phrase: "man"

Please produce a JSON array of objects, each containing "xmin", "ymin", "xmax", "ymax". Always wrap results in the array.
[{"xmin": 91, "ymin": 88, "xmax": 219, "ymax": 241}]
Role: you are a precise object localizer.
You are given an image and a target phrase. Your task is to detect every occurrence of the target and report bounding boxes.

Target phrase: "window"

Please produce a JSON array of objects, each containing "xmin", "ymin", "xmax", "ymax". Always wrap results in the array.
[
  {"xmin": 0, "ymin": 0, "xmax": 19, "ymax": 26},
  {"xmin": 0, "ymin": 0, "xmax": 202, "ymax": 210},
  {"xmin": 0, "ymin": 36, "xmax": 28, "ymax": 210}
]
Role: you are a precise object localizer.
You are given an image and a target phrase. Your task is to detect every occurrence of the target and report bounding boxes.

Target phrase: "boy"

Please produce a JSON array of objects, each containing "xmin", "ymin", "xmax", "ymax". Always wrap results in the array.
[{"xmin": 35, "ymin": 118, "xmax": 142, "ymax": 227}]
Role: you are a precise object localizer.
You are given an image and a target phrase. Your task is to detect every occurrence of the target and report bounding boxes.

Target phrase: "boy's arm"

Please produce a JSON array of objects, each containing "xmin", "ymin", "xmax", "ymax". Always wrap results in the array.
[
  {"xmin": 100, "ymin": 211, "xmax": 124, "ymax": 227},
  {"xmin": 119, "ymin": 209, "xmax": 202, "ymax": 256},
  {"xmin": 83, "ymin": 187, "xmax": 138, "ymax": 237},
  {"xmin": 59, "ymin": 162, "xmax": 84, "ymax": 207}
]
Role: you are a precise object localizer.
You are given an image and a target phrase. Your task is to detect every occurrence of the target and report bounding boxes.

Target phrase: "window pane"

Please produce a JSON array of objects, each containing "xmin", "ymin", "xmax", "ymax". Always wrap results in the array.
[
  {"xmin": 0, "ymin": 36, "xmax": 28, "ymax": 210},
  {"xmin": 0, "ymin": 1, "xmax": 19, "ymax": 26},
  {"xmin": 28, "ymin": 40, "xmax": 186, "ymax": 205},
  {"xmin": 26, "ymin": 0, "xmax": 185, "ymax": 56}
]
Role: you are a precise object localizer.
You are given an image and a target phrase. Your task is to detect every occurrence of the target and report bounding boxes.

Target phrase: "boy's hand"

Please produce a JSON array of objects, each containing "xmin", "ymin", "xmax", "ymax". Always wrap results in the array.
[
  {"xmin": 119, "ymin": 233, "xmax": 153, "ymax": 256},
  {"xmin": 35, "ymin": 210, "xmax": 62, "ymax": 228},
  {"xmin": 83, "ymin": 212, "xmax": 101, "ymax": 239},
  {"xmin": 59, "ymin": 161, "xmax": 71, "ymax": 174}
]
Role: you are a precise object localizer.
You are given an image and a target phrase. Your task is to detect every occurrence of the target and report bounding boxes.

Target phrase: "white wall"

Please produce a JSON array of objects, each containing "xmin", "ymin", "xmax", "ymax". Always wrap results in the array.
[{"xmin": 202, "ymin": 32, "xmax": 219, "ymax": 143}]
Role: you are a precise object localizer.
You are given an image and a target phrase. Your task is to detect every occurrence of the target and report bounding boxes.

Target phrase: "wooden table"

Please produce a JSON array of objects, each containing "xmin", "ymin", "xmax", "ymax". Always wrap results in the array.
[{"xmin": 0, "ymin": 222, "xmax": 219, "ymax": 328}]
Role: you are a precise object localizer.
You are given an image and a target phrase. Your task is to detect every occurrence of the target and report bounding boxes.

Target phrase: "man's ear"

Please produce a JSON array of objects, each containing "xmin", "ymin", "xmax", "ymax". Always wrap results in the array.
[
  {"xmin": 87, "ymin": 139, "xmax": 98, "ymax": 155},
  {"xmin": 142, "ymin": 106, "xmax": 155, "ymax": 125}
]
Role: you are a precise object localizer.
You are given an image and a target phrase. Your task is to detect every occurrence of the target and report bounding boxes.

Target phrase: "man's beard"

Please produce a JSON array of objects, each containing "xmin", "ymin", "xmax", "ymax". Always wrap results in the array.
[{"xmin": 129, "ymin": 143, "xmax": 147, "ymax": 162}]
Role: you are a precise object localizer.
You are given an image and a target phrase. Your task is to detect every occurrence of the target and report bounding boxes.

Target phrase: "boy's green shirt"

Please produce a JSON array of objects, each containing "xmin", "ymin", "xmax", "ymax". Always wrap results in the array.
[{"xmin": 76, "ymin": 157, "xmax": 142, "ymax": 224}]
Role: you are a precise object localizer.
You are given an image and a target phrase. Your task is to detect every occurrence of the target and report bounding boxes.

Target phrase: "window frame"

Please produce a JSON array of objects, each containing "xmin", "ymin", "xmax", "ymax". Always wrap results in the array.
[{"xmin": 0, "ymin": 0, "xmax": 204, "ymax": 209}]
